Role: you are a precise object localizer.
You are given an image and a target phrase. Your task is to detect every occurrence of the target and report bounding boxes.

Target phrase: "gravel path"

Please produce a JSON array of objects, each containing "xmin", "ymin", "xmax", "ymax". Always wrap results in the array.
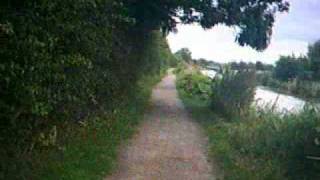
[{"xmin": 106, "ymin": 71, "xmax": 216, "ymax": 180}]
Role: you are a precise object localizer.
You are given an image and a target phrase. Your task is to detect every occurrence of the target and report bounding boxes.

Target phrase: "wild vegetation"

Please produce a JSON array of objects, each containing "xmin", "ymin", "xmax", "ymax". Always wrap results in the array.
[
  {"xmin": 1, "ymin": 0, "xmax": 292, "ymax": 179},
  {"xmin": 211, "ymin": 67, "xmax": 256, "ymax": 118},
  {"xmin": 176, "ymin": 69, "xmax": 212, "ymax": 100},
  {"xmin": 176, "ymin": 63, "xmax": 320, "ymax": 180}
]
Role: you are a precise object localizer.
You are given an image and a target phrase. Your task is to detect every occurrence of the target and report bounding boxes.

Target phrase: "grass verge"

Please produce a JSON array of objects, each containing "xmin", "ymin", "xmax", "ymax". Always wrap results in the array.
[{"xmin": 176, "ymin": 69, "xmax": 320, "ymax": 180}]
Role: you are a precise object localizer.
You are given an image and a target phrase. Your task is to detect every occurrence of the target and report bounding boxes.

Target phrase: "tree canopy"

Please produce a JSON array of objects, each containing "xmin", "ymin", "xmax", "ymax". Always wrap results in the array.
[
  {"xmin": 175, "ymin": 48, "xmax": 192, "ymax": 62},
  {"xmin": 271, "ymin": 40, "xmax": 320, "ymax": 81},
  {"xmin": 123, "ymin": 0, "xmax": 289, "ymax": 50},
  {"xmin": 308, "ymin": 40, "xmax": 320, "ymax": 79},
  {"xmin": 274, "ymin": 55, "xmax": 305, "ymax": 81}
]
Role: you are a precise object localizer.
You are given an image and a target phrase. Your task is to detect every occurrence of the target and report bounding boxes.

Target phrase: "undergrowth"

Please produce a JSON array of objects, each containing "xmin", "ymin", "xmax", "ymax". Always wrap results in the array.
[{"xmin": 176, "ymin": 67, "xmax": 320, "ymax": 180}]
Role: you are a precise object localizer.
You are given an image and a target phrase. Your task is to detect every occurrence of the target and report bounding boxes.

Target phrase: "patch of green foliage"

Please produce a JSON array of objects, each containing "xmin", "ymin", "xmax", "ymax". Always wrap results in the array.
[
  {"xmin": 274, "ymin": 55, "xmax": 306, "ymax": 81},
  {"xmin": 177, "ymin": 67, "xmax": 320, "ymax": 180},
  {"xmin": 222, "ymin": 108, "xmax": 320, "ymax": 180},
  {"xmin": 211, "ymin": 67, "xmax": 256, "ymax": 118},
  {"xmin": 175, "ymin": 48, "xmax": 193, "ymax": 63},
  {"xmin": 176, "ymin": 68, "xmax": 212, "ymax": 100},
  {"xmin": 308, "ymin": 40, "xmax": 320, "ymax": 80}
]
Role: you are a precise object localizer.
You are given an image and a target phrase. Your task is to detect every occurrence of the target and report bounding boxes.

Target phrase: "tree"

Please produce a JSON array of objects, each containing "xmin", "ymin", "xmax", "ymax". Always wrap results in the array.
[
  {"xmin": 123, "ymin": 0, "xmax": 289, "ymax": 50},
  {"xmin": 239, "ymin": 61, "xmax": 248, "ymax": 70},
  {"xmin": 274, "ymin": 56, "xmax": 304, "ymax": 81},
  {"xmin": 256, "ymin": 61, "xmax": 274, "ymax": 71},
  {"xmin": 308, "ymin": 40, "xmax": 320, "ymax": 80},
  {"xmin": 230, "ymin": 61, "xmax": 256, "ymax": 71},
  {"xmin": 256, "ymin": 61, "xmax": 264, "ymax": 70},
  {"xmin": 197, "ymin": 58, "xmax": 210, "ymax": 67},
  {"xmin": 175, "ymin": 48, "xmax": 192, "ymax": 63}
]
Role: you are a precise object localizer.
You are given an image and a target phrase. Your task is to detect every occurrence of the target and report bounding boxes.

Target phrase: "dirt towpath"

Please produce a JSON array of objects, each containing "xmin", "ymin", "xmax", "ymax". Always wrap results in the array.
[{"xmin": 106, "ymin": 71, "xmax": 216, "ymax": 180}]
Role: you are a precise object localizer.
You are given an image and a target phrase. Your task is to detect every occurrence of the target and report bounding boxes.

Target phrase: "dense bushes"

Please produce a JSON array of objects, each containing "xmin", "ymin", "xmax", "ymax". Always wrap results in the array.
[
  {"xmin": 1, "ymin": 0, "xmax": 125, "ymax": 150},
  {"xmin": 211, "ymin": 68, "xmax": 256, "ymax": 118},
  {"xmin": 1, "ymin": 1, "xmax": 175, "ymax": 178}
]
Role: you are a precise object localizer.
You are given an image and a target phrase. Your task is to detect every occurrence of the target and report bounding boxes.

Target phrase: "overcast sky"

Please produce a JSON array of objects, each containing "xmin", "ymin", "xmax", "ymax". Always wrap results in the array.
[{"xmin": 167, "ymin": 0, "xmax": 320, "ymax": 64}]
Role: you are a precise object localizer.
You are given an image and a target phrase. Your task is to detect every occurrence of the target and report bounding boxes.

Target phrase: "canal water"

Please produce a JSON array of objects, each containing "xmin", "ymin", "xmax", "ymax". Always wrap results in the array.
[{"xmin": 254, "ymin": 86, "xmax": 305, "ymax": 113}]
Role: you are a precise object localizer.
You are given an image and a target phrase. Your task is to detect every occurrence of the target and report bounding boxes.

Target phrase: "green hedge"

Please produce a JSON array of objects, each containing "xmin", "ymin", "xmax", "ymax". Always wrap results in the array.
[{"xmin": 1, "ymin": 1, "xmax": 175, "ymax": 178}]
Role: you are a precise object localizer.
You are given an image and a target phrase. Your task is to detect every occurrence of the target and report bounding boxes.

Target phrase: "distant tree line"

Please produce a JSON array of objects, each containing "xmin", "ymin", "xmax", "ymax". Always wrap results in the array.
[
  {"xmin": 174, "ymin": 48, "xmax": 223, "ymax": 72},
  {"xmin": 174, "ymin": 47, "xmax": 275, "ymax": 72},
  {"xmin": 274, "ymin": 40, "xmax": 320, "ymax": 81},
  {"xmin": 226, "ymin": 39, "xmax": 320, "ymax": 83},
  {"xmin": 230, "ymin": 61, "xmax": 274, "ymax": 71}
]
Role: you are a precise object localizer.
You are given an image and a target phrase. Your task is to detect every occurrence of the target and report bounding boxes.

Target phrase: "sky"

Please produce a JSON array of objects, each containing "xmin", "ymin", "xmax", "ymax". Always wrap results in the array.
[{"xmin": 167, "ymin": 0, "xmax": 320, "ymax": 64}]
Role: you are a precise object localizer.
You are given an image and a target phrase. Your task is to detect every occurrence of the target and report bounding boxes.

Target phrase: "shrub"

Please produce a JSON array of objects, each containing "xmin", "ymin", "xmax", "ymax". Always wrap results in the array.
[
  {"xmin": 211, "ymin": 68, "xmax": 256, "ymax": 118},
  {"xmin": 173, "ymin": 62, "xmax": 187, "ymax": 75},
  {"xmin": 177, "ymin": 69, "xmax": 212, "ymax": 100}
]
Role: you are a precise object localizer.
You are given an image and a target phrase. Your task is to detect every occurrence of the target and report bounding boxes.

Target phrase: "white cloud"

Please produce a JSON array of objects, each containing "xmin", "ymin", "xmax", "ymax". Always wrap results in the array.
[
  {"xmin": 167, "ymin": 0, "xmax": 319, "ymax": 64},
  {"xmin": 167, "ymin": 24, "xmax": 308, "ymax": 64}
]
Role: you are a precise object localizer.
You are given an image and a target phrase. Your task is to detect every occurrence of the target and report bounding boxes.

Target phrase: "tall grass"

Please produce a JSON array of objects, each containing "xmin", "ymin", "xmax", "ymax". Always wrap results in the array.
[
  {"xmin": 220, "ymin": 108, "xmax": 320, "ymax": 179},
  {"xmin": 211, "ymin": 67, "xmax": 256, "ymax": 118},
  {"xmin": 176, "ymin": 67, "xmax": 320, "ymax": 180}
]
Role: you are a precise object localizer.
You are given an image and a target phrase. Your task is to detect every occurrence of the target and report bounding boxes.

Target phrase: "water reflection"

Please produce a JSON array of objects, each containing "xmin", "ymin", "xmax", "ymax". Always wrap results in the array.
[{"xmin": 254, "ymin": 87, "xmax": 305, "ymax": 113}]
